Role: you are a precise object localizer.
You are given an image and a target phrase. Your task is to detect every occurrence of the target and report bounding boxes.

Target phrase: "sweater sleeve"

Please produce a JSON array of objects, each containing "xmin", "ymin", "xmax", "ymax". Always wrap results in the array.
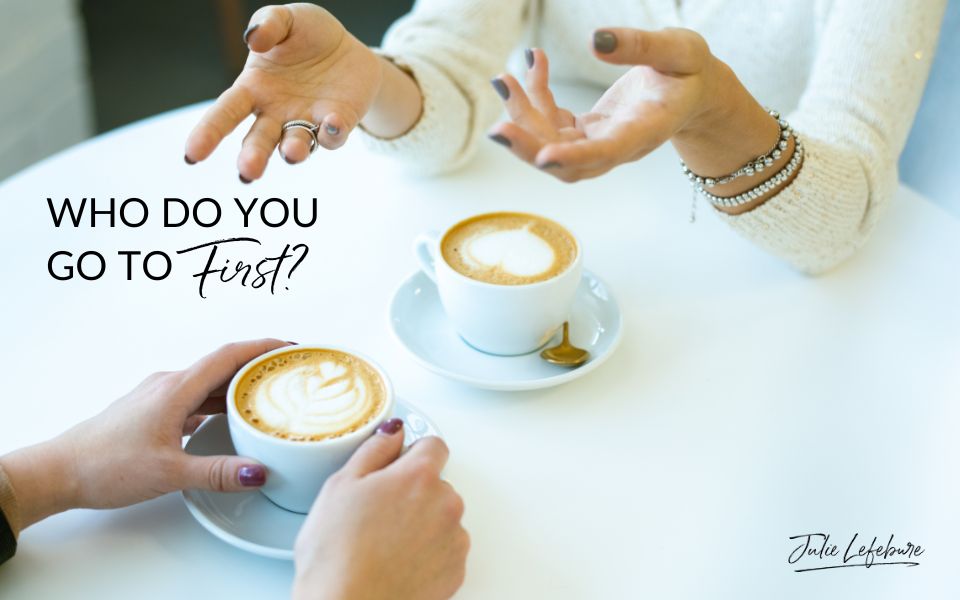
[
  {"xmin": 716, "ymin": 0, "xmax": 946, "ymax": 274},
  {"xmin": 359, "ymin": 0, "xmax": 530, "ymax": 174}
]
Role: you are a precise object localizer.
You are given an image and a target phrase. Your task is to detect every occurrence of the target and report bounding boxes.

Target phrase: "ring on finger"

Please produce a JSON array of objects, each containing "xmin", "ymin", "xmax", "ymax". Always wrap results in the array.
[{"xmin": 281, "ymin": 120, "xmax": 320, "ymax": 154}]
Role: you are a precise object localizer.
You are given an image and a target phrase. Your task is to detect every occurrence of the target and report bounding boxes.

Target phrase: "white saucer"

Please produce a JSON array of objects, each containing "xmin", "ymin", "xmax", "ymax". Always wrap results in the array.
[
  {"xmin": 182, "ymin": 401, "xmax": 441, "ymax": 560},
  {"xmin": 389, "ymin": 270, "xmax": 623, "ymax": 391}
]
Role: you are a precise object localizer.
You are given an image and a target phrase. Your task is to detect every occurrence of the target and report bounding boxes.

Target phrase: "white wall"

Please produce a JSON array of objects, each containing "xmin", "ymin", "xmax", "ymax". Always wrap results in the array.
[{"xmin": 0, "ymin": 0, "xmax": 94, "ymax": 181}]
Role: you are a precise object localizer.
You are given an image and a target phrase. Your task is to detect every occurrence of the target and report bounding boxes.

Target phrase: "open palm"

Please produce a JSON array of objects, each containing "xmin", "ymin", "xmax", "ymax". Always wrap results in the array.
[{"xmin": 489, "ymin": 28, "xmax": 711, "ymax": 183}]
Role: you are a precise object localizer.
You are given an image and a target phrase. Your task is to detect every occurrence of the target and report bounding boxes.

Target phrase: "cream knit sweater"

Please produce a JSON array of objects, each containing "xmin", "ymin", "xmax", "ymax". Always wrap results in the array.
[{"xmin": 361, "ymin": 0, "xmax": 946, "ymax": 274}]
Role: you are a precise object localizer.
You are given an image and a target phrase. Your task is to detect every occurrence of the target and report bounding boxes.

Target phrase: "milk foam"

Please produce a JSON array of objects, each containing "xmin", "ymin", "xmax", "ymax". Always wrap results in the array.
[
  {"xmin": 462, "ymin": 226, "xmax": 555, "ymax": 277},
  {"xmin": 238, "ymin": 351, "xmax": 383, "ymax": 440}
]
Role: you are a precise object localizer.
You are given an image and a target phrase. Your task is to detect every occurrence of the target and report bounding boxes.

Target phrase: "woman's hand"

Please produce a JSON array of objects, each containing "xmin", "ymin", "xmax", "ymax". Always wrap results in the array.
[
  {"xmin": 0, "ymin": 339, "xmax": 289, "ymax": 530},
  {"xmin": 293, "ymin": 428, "xmax": 469, "ymax": 600},
  {"xmin": 488, "ymin": 28, "xmax": 779, "ymax": 188},
  {"xmin": 184, "ymin": 4, "xmax": 422, "ymax": 182}
]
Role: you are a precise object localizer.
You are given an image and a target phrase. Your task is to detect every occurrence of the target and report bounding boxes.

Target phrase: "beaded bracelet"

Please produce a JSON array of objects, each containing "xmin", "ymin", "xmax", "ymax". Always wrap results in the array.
[
  {"xmin": 680, "ymin": 109, "xmax": 793, "ymax": 189},
  {"xmin": 697, "ymin": 136, "xmax": 804, "ymax": 209}
]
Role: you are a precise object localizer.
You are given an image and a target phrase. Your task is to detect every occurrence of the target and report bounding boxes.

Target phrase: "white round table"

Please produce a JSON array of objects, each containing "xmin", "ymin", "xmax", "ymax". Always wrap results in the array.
[{"xmin": 1, "ymin": 89, "xmax": 958, "ymax": 599}]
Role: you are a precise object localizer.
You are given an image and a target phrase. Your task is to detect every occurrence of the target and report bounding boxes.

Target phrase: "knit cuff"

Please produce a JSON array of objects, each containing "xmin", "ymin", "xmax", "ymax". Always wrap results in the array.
[
  {"xmin": 714, "ymin": 135, "xmax": 873, "ymax": 274},
  {"xmin": 359, "ymin": 51, "xmax": 473, "ymax": 175}
]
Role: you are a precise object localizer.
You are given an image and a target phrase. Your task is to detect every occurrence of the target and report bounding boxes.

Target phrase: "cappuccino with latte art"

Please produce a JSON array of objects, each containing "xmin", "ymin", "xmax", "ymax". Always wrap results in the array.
[
  {"xmin": 235, "ymin": 348, "xmax": 386, "ymax": 441},
  {"xmin": 440, "ymin": 212, "xmax": 578, "ymax": 285}
]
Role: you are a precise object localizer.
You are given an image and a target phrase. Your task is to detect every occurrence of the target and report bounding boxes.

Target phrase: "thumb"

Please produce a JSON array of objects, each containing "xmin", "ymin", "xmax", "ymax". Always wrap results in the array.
[
  {"xmin": 177, "ymin": 455, "xmax": 267, "ymax": 493},
  {"xmin": 244, "ymin": 5, "xmax": 295, "ymax": 53},
  {"xmin": 340, "ymin": 418, "xmax": 405, "ymax": 478},
  {"xmin": 591, "ymin": 27, "xmax": 709, "ymax": 74}
]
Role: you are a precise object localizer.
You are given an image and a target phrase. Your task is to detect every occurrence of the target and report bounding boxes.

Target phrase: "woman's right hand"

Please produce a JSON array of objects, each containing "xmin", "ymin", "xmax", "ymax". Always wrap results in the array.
[
  {"xmin": 293, "ymin": 425, "xmax": 469, "ymax": 600},
  {"xmin": 184, "ymin": 3, "xmax": 383, "ymax": 181}
]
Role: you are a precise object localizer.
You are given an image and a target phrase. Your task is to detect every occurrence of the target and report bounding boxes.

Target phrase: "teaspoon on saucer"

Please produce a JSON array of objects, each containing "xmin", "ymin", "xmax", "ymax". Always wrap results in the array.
[{"xmin": 540, "ymin": 322, "xmax": 589, "ymax": 367}]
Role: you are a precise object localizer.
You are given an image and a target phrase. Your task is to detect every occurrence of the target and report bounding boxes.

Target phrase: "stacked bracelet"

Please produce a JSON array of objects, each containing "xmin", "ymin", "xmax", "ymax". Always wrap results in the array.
[
  {"xmin": 697, "ymin": 137, "xmax": 804, "ymax": 208},
  {"xmin": 680, "ymin": 109, "xmax": 803, "ymax": 210}
]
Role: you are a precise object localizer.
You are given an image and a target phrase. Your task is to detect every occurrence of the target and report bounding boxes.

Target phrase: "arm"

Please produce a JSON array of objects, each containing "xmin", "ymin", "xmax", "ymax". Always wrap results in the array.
[
  {"xmin": 489, "ymin": 1, "xmax": 945, "ymax": 273},
  {"xmin": 0, "ymin": 339, "xmax": 289, "ymax": 564},
  {"xmin": 716, "ymin": 0, "xmax": 946, "ymax": 273},
  {"xmin": 360, "ymin": 0, "xmax": 531, "ymax": 173}
]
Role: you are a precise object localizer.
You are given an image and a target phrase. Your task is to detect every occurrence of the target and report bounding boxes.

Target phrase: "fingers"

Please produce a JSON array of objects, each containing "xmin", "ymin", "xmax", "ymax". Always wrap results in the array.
[
  {"xmin": 279, "ymin": 128, "xmax": 314, "ymax": 164},
  {"xmin": 244, "ymin": 5, "xmax": 295, "ymax": 54},
  {"xmin": 490, "ymin": 74, "xmax": 556, "ymax": 139},
  {"xmin": 177, "ymin": 455, "xmax": 266, "ymax": 492},
  {"xmin": 339, "ymin": 418, "xmax": 405, "ymax": 478},
  {"xmin": 184, "ymin": 86, "xmax": 254, "ymax": 164},
  {"xmin": 523, "ymin": 48, "xmax": 564, "ymax": 126},
  {"xmin": 178, "ymin": 339, "xmax": 291, "ymax": 411},
  {"xmin": 238, "ymin": 114, "xmax": 283, "ymax": 182},
  {"xmin": 592, "ymin": 27, "xmax": 709, "ymax": 74},
  {"xmin": 396, "ymin": 436, "xmax": 450, "ymax": 477},
  {"xmin": 488, "ymin": 122, "xmax": 544, "ymax": 164}
]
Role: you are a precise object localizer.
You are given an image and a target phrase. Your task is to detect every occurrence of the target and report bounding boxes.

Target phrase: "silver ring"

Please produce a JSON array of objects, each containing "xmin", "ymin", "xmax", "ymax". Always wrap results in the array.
[{"xmin": 281, "ymin": 120, "xmax": 320, "ymax": 154}]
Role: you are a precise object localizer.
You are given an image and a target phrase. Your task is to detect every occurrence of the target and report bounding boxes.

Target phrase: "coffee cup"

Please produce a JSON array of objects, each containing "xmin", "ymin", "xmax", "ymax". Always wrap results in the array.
[
  {"xmin": 226, "ymin": 345, "xmax": 394, "ymax": 513},
  {"xmin": 414, "ymin": 211, "xmax": 582, "ymax": 356}
]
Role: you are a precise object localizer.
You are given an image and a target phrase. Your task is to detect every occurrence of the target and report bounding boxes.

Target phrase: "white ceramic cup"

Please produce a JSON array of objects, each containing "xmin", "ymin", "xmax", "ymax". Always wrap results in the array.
[
  {"xmin": 414, "ymin": 213, "xmax": 583, "ymax": 356},
  {"xmin": 226, "ymin": 345, "xmax": 394, "ymax": 514}
]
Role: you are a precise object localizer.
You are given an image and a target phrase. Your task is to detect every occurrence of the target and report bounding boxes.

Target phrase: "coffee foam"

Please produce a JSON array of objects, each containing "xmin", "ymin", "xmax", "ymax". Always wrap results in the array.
[
  {"xmin": 441, "ymin": 212, "xmax": 577, "ymax": 285},
  {"xmin": 235, "ymin": 349, "xmax": 385, "ymax": 441}
]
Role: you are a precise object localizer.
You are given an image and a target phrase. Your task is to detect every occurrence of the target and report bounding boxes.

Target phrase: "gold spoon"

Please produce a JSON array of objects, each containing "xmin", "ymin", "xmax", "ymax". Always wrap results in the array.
[{"xmin": 540, "ymin": 322, "xmax": 589, "ymax": 367}]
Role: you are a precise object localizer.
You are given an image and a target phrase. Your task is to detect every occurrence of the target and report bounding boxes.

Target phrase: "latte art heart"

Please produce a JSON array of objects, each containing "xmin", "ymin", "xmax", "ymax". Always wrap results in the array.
[
  {"xmin": 441, "ymin": 212, "xmax": 578, "ymax": 285},
  {"xmin": 462, "ymin": 226, "xmax": 555, "ymax": 277},
  {"xmin": 235, "ymin": 349, "xmax": 386, "ymax": 441}
]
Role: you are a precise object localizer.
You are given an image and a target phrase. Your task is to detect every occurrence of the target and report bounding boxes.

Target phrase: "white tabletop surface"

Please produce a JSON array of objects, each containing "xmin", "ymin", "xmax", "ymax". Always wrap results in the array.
[{"xmin": 1, "ymin": 88, "xmax": 958, "ymax": 599}]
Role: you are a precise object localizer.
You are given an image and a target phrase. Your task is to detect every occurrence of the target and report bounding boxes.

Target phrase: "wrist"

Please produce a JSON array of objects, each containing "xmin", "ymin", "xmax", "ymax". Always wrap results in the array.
[
  {"xmin": 0, "ymin": 436, "xmax": 79, "ymax": 530},
  {"xmin": 360, "ymin": 54, "xmax": 423, "ymax": 139},
  {"xmin": 673, "ymin": 57, "xmax": 777, "ymax": 176}
]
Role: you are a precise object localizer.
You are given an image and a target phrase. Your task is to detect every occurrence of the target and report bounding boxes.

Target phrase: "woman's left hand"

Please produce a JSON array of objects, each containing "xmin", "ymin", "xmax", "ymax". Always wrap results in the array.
[{"xmin": 488, "ymin": 27, "xmax": 727, "ymax": 183}]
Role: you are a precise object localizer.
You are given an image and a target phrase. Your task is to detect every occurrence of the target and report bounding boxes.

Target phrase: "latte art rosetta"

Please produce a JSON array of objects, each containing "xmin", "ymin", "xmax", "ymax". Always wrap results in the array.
[{"xmin": 236, "ymin": 349, "xmax": 386, "ymax": 441}]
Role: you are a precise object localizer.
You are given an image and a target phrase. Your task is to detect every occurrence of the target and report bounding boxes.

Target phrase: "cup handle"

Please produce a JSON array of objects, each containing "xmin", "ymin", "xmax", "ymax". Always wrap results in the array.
[{"xmin": 413, "ymin": 231, "xmax": 440, "ymax": 282}]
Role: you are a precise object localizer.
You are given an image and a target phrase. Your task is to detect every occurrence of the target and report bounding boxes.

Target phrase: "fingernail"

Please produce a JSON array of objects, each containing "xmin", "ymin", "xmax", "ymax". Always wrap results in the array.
[
  {"xmin": 377, "ymin": 418, "xmax": 404, "ymax": 436},
  {"xmin": 491, "ymin": 78, "xmax": 510, "ymax": 101},
  {"xmin": 539, "ymin": 161, "xmax": 562, "ymax": 169},
  {"xmin": 488, "ymin": 133, "xmax": 511, "ymax": 148},
  {"xmin": 239, "ymin": 174, "xmax": 252, "ymax": 184},
  {"xmin": 243, "ymin": 23, "xmax": 259, "ymax": 46},
  {"xmin": 280, "ymin": 149, "xmax": 294, "ymax": 164},
  {"xmin": 594, "ymin": 30, "xmax": 617, "ymax": 54},
  {"xmin": 184, "ymin": 154, "xmax": 196, "ymax": 165},
  {"xmin": 286, "ymin": 340, "xmax": 298, "ymax": 345},
  {"xmin": 524, "ymin": 48, "xmax": 535, "ymax": 69},
  {"xmin": 325, "ymin": 124, "xmax": 339, "ymax": 136},
  {"xmin": 238, "ymin": 464, "xmax": 266, "ymax": 487}
]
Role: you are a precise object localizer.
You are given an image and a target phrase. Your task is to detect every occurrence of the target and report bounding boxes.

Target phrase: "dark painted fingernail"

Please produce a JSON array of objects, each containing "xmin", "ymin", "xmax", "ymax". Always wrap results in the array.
[
  {"xmin": 238, "ymin": 464, "xmax": 266, "ymax": 487},
  {"xmin": 594, "ymin": 30, "xmax": 617, "ymax": 54},
  {"xmin": 239, "ymin": 174, "xmax": 252, "ymax": 184},
  {"xmin": 243, "ymin": 23, "xmax": 260, "ymax": 46},
  {"xmin": 524, "ymin": 48, "xmax": 535, "ymax": 69},
  {"xmin": 539, "ymin": 161, "xmax": 562, "ymax": 169},
  {"xmin": 184, "ymin": 154, "xmax": 196, "ymax": 165},
  {"xmin": 488, "ymin": 133, "xmax": 511, "ymax": 148},
  {"xmin": 377, "ymin": 418, "xmax": 404, "ymax": 436},
  {"xmin": 325, "ymin": 124, "xmax": 339, "ymax": 136},
  {"xmin": 491, "ymin": 78, "xmax": 509, "ymax": 100},
  {"xmin": 286, "ymin": 340, "xmax": 298, "ymax": 345}
]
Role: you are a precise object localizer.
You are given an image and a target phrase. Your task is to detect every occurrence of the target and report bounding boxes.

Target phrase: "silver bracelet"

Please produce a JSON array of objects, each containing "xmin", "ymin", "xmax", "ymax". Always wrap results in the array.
[
  {"xmin": 697, "ymin": 136, "xmax": 804, "ymax": 208},
  {"xmin": 680, "ymin": 109, "xmax": 792, "ymax": 188}
]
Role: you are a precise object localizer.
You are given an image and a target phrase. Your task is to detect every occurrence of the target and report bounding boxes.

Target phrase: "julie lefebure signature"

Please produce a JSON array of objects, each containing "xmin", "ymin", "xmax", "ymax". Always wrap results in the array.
[{"xmin": 788, "ymin": 533, "xmax": 924, "ymax": 573}]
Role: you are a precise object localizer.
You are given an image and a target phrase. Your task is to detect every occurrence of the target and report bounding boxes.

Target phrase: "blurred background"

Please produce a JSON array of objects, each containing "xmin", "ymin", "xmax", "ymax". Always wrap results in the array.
[{"xmin": 1, "ymin": 0, "xmax": 956, "ymax": 215}]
